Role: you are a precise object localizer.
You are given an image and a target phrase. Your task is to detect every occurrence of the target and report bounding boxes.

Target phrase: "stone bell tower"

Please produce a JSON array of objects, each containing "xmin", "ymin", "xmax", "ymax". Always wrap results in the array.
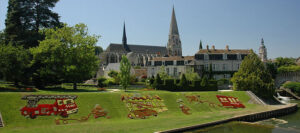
[
  {"xmin": 259, "ymin": 38, "xmax": 267, "ymax": 62},
  {"xmin": 167, "ymin": 7, "xmax": 182, "ymax": 56}
]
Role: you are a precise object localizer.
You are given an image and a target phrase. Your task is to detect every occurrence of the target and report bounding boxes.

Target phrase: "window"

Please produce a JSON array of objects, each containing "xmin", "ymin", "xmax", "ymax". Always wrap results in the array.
[
  {"xmin": 213, "ymin": 64, "xmax": 216, "ymax": 71},
  {"xmin": 177, "ymin": 61, "xmax": 184, "ymax": 66},
  {"xmin": 204, "ymin": 54, "xmax": 209, "ymax": 60},
  {"xmin": 223, "ymin": 54, "xmax": 227, "ymax": 60},
  {"xmin": 227, "ymin": 54, "xmax": 237, "ymax": 60},
  {"xmin": 154, "ymin": 61, "xmax": 162, "ymax": 66},
  {"xmin": 174, "ymin": 68, "xmax": 177, "ymax": 76},
  {"xmin": 205, "ymin": 64, "xmax": 209, "ymax": 70},
  {"xmin": 223, "ymin": 64, "xmax": 227, "ymax": 71},
  {"xmin": 165, "ymin": 61, "xmax": 173, "ymax": 66},
  {"xmin": 241, "ymin": 54, "xmax": 248, "ymax": 60},
  {"xmin": 195, "ymin": 54, "xmax": 204, "ymax": 60},
  {"xmin": 209, "ymin": 54, "xmax": 223, "ymax": 60}
]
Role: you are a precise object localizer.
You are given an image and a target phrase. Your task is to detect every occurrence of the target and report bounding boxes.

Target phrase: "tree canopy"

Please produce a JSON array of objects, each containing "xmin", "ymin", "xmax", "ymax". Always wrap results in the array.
[
  {"xmin": 4, "ymin": 0, "xmax": 61, "ymax": 48},
  {"xmin": 185, "ymin": 68, "xmax": 200, "ymax": 81},
  {"xmin": 231, "ymin": 50, "xmax": 275, "ymax": 98},
  {"xmin": 30, "ymin": 23, "xmax": 99, "ymax": 89},
  {"xmin": 0, "ymin": 44, "xmax": 30, "ymax": 86},
  {"xmin": 158, "ymin": 65, "xmax": 169, "ymax": 80},
  {"xmin": 275, "ymin": 57, "xmax": 296, "ymax": 68},
  {"xmin": 119, "ymin": 55, "xmax": 131, "ymax": 91}
]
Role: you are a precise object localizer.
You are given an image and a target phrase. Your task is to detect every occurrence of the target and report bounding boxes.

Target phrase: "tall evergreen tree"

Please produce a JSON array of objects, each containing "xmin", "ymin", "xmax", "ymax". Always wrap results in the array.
[
  {"xmin": 199, "ymin": 40, "xmax": 203, "ymax": 50},
  {"xmin": 5, "ymin": 0, "xmax": 61, "ymax": 48}
]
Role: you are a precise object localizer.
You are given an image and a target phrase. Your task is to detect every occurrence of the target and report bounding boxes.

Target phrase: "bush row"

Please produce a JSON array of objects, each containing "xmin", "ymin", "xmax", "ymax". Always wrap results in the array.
[{"xmin": 150, "ymin": 74, "xmax": 218, "ymax": 92}]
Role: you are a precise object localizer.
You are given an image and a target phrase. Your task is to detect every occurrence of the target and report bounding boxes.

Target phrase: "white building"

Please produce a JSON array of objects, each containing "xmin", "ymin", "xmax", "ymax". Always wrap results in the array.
[
  {"xmin": 194, "ymin": 45, "xmax": 251, "ymax": 80},
  {"xmin": 147, "ymin": 56, "xmax": 194, "ymax": 77}
]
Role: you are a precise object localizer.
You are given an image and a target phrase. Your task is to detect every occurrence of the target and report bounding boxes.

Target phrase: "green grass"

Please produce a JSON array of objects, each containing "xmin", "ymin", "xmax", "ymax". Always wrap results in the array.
[{"xmin": 0, "ymin": 91, "xmax": 267, "ymax": 133}]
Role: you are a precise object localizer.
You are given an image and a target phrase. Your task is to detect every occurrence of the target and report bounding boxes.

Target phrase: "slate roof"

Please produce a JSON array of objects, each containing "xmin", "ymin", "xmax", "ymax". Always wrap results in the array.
[
  {"xmin": 151, "ymin": 56, "xmax": 194, "ymax": 61},
  {"xmin": 106, "ymin": 43, "xmax": 168, "ymax": 55},
  {"xmin": 196, "ymin": 49, "xmax": 251, "ymax": 54}
]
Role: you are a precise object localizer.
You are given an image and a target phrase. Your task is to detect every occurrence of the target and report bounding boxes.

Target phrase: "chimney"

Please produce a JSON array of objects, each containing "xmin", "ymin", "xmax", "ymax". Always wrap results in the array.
[
  {"xmin": 212, "ymin": 45, "xmax": 215, "ymax": 50},
  {"xmin": 206, "ymin": 45, "xmax": 209, "ymax": 50},
  {"xmin": 226, "ymin": 45, "xmax": 229, "ymax": 51}
]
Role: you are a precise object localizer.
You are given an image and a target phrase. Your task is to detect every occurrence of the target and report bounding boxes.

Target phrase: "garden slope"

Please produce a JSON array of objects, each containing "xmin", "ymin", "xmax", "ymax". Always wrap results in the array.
[{"xmin": 0, "ymin": 91, "xmax": 259, "ymax": 133}]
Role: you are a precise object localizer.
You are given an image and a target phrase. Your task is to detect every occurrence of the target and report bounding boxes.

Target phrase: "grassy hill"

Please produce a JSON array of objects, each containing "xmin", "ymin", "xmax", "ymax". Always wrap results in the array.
[{"xmin": 0, "ymin": 90, "xmax": 265, "ymax": 133}]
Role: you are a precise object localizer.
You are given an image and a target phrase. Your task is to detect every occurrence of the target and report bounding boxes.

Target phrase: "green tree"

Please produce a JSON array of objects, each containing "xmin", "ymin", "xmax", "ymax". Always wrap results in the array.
[
  {"xmin": 95, "ymin": 46, "xmax": 103, "ymax": 55},
  {"xmin": 185, "ymin": 67, "xmax": 200, "ymax": 81},
  {"xmin": 153, "ymin": 73, "xmax": 163, "ymax": 89},
  {"xmin": 158, "ymin": 65, "xmax": 169, "ymax": 80},
  {"xmin": 275, "ymin": 57, "xmax": 296, "ymax": 68},
  {"xmin": 0, "ymin": 30, "xmax": 4, "ymax": 45},
  {"xmin": 179, "ymin": 74, "xmax": 188, "ymax": 90},
  {"xmin": 4, "ymin": 0, "xmax": 61, "ymax": 48},
  {"xmin": 119, "ymin": 55, "xmax": 131, "ymax": 91},
  {"xmin": 231, "ymin": 51, "xmax": 275, "ymax": 98},
  {"xmin": 199, "ymin": 40, "xmax": 203, "ymax": 50},
  {"xmin": 31, "ymin": 23, "xmax": 99, "ymax": 89},
  {"xmin": 266, "ymin": 61, "xmax": 277, "ymax": 79},
  {"xmin": 201, "ymin": 76, "xmax": 208, "ymax": 87},
  {"xmin": 0, "ymin": 44, "xmax": 30, "ymax": 86},
  {"xmin": 208, "ymin": 63, "xmax": 213, "ymax": 79}
]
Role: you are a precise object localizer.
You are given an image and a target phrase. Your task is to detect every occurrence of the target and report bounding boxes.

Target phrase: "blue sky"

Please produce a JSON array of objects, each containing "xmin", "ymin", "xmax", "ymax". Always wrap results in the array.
[{"xmin": 0, "ymin": 0, "xmax": 299, "ymax": 59}]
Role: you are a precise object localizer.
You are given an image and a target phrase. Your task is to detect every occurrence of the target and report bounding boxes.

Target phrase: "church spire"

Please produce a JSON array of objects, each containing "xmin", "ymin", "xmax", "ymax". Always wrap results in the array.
[
  {"xmin": 169, "ymin": 6, "xmax": 179, "ymax": 35},
  {"xmin": 167, "ymin": 6, "xmax": 182, "ymax": 56},
  {"xmin": 122, "ymin": 22, "xmax": 130, "ymax": 52}
]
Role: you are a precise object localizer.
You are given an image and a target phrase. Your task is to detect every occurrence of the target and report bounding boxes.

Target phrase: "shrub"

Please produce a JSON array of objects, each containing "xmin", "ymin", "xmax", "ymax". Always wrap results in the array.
[
  {"xmin": 217, "ymin": 78, "xmax": 229, "ymax": 86},
  {"xmin": 277, "ymin": 65, "xmax": 300, "ymax": 73},
  {"xmin": 164, "ymin": 78, "xmax": 176, "ymax": 91},
  {"xmin": 104, "ymin": 78, "xmax": 115, "ymax": 86},
  {"xmin": 130, "ymin": 75, "xmax": 137, "ymax": 85},
  {"xmin": 283, "ymin": 82, "xmax": 300, "ymax": 95},
  {"xmin": 153, "ymin": 74, "xmax": 163, "ymax": 89},
  {"xmin": 97, "ymin": 77, "xmax": 107, "ymax": 88},
  {"xmin": 108, "ymin": 70, "xmax": 119, "ymax": 78},
  {"xmin": 178, "ymin": 74, "xmax": 188, "ymax": 91},
  {"xmin": 208, "ymin": 80, "xmax": 218, "ymax": 91},
  {"xmin": 191, "ymin": 80, "xmax": 201, "ymax": 91}
]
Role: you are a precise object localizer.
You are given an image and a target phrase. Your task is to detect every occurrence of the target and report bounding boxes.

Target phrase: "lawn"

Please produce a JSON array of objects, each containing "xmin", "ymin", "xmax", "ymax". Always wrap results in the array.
[{"xmin": 0, "ymin": 90, "xmax": 270, "ymax": 133}]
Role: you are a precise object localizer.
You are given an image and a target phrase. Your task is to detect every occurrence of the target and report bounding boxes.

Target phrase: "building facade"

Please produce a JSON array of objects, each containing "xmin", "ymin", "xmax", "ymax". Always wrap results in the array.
[
  {"xmin": 193, "ymin": 45, "xmax": 250, "ymax": 79},
  {"xmin": 98, "ymin": 7, "xmax": 265, "ymax": 81},
  {"xmin": 147, "ymin": 56, "xmax": 194, "ymax": 77}
]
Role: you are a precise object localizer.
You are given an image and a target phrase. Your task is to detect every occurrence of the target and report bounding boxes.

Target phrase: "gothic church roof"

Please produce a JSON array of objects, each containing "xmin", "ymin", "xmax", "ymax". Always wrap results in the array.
[{"xmin": 106, "ymin": 43, "xmax": 168, "ymax": 55}]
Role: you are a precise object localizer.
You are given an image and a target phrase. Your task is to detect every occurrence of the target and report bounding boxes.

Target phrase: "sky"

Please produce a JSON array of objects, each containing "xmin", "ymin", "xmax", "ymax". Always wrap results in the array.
[{"xmin": 0, "ymin": 0, "xmax": 299, "ymax": 59}]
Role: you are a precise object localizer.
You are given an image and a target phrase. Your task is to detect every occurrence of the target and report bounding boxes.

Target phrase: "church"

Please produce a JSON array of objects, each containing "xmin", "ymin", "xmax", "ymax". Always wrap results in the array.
[
  {"xmin": 99, "ymin": 7, "xmax": 182, "ymax": 67},
  {"xmin": 98, "ymin": 7, "xmax": 267, "ymax": 80}
]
